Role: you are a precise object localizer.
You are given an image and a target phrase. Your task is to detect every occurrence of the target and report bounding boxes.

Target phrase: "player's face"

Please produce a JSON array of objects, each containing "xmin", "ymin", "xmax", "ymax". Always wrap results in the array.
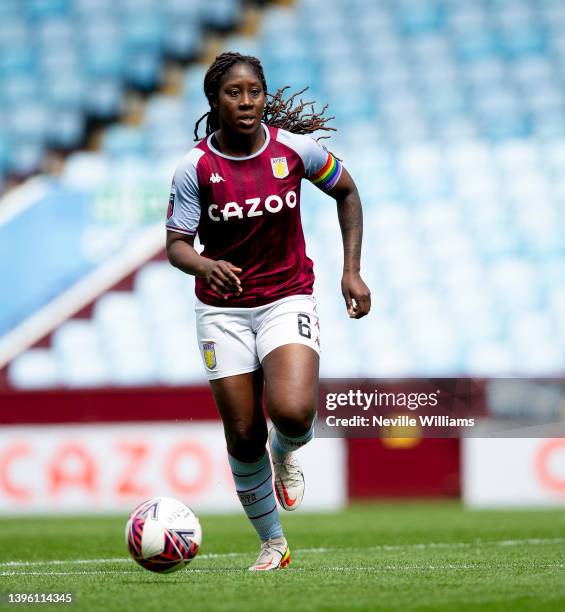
[{"xmin": 216, "ymin": 63, "xmax": 266, "ymax": 136}]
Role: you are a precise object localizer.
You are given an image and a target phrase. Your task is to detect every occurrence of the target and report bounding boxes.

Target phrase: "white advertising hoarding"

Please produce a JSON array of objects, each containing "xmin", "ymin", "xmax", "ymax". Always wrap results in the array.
[
  {"xmin": 0, "ymin": 422, "xmax": 346, "ymax": 514},
  {"xmin": 463, "ymin": 437, "xmax": 565, "ymax": 507}
]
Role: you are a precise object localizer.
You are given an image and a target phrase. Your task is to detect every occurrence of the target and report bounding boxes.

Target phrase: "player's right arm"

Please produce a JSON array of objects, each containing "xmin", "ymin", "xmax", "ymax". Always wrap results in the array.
[
  {"xmin": 165, "ymin": 149, "xmax": 242, "ymax": 299},
  {"xmin": 166, "ymin": 231, "xmax": 242, "ymax": 299}
]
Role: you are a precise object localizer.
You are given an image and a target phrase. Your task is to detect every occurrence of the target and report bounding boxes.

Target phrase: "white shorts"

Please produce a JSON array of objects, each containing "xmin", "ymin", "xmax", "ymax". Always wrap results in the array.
[{"xmin": 195, "ymin": 294, "xmax": 320, "ymax": 380}]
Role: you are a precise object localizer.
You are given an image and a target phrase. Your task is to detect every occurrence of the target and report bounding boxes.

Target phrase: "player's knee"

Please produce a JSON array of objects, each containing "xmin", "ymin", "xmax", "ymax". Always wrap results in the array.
[
  {"xmin": 225, "ymin": 425, "xmax": 267, "ymax": 462},
  {"xmin": 273, "ymin": 402, "xmax": 315, "ymax": 437}
]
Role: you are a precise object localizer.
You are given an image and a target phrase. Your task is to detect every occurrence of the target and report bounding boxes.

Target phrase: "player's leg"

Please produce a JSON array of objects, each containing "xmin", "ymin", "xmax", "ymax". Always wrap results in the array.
[
  {"xmin": 263, "ymin": 344, "xmax": 318, "ymax": 437},
  {"xmin": 195, "ymin": 300, "xmax": 290, "ymax": 570},
  {"xmin": 210, "ymin": 371, "xmax": 290, "ymax": 570},
  {"xmin": 210, "ymin": 369, "xmax": 266, "ymax": 462},
  {"xmin": 256, "ymin": 295, "xmax": 321, "ymax": 511},
  {"xmin": 262, "ymin": 344, "xmax": 319, "ymax": 510}
]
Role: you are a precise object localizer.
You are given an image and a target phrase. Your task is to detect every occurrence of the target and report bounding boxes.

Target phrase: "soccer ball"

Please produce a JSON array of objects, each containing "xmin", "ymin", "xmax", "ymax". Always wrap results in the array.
[{"xmin": 125, "ymin": 496, "xmax": 202, "ymax": 573}]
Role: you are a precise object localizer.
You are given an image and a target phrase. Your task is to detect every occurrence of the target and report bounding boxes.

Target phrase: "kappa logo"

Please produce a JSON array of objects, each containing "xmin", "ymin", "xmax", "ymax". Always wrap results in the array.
[
  {"xmin": 271, "ymin": 157, "xmax": 289, "ymax": 179},
  {"xmin": 202, "ymin": 341, "xmax": 217, "ymax": 369},
  {"xmin": 209, "ymin": 173, "xmax": 225, "ymax": 184}
]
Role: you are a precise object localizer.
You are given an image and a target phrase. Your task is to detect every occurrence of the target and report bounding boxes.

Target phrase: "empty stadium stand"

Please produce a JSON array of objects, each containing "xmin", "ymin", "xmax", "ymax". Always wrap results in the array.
[{"xmin": 2, "ymin": 0, "xmax": 565, "ymax": 386}]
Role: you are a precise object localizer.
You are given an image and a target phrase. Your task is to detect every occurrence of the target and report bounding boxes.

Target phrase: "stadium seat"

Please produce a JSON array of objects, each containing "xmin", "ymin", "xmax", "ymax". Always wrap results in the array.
[
  {"xmin": 7, "ymin": 142, "xmax": 44, "ymax": 175},
  {"xmin": 52, "ymin": 320, "xmax": 110, "ymax": 387},
  {"xmin": 465, "ymin": 342, "xmax": 514, "ymax": 375},
  {"xmin": 164, "ymin": 20, "xmax": 202, "ymax": 58},
  {"xmin": 201, "ymin": 0, "xmax": 241, "ymax": 30},
  {"xmin": 500, "ymin": 23, "xmax": 547, "ymax": 59},
  {"xmin": 8, "ymin": 349, "xmax": 60, "ymax": 389},
  {"xmin": 395, "ymin": 0, "xmax": 445, "ymax": 36},
  {"xmin": 93, "ymin": 292, "xmax": 158, "ymax": 385},
  {"xmin": 27, "ymin": 0, "xmax": 71, "ymax": 20},
  {"xmin": 84, "ymin": 78, "xmax": 123, "ymax": 119},
  {"xmin": 73, "ymin": 0, "xmax": 115, "ymax": 18},
  {"xmin": 102, "ymin": 126, "xmax": 147, "ymax": 158},
  {"xmin": 83, "ymin": 43, "xmax": 124, "ymax": 80},
  {"xmin": 453, "ymin": 28, "xmax": 500, "ymax": 62},
  {"xmin": 45, "ymin": 109, "xmax": 83, "ymax": 149},
  {"xmin": 44, "ymin": 73, "xmax": 85, "ymax": 110}
]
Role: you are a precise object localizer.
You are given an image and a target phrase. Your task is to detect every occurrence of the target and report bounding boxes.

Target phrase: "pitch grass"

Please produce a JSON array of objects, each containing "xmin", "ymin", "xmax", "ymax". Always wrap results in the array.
[{"xmin": 0, "ymin": 502, "xmax": 564, "ymax": 612}]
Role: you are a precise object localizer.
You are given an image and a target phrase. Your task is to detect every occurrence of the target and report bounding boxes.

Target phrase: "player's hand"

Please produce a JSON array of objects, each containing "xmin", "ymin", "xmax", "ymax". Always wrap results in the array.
[
  {"xmin": 341, "ymin": 271, "xmax": 371, "ymax": 319},
  {"xmin": 203, "ymin": 260, "xmax": 242, "ymax": 299}
]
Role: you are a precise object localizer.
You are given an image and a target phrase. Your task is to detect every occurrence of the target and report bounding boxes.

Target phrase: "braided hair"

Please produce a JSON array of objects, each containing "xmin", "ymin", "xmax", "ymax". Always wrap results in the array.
[{"xmin": 193, "ymin": 51, "xmax": 335, "ymax": 141}]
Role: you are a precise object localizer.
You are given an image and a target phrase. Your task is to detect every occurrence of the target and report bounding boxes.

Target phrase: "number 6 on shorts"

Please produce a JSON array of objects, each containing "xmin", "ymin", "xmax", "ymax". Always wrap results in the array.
[{"xmin": 297, "ymin": 313, "xmax": 311, "ymax": 339}]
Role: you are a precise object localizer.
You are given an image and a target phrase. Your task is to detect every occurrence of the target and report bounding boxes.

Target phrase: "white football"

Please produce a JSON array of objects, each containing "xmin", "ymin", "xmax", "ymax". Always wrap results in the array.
[{"xmin": 125, "ymin": 496, "xmax": 202, "ymax": 573}]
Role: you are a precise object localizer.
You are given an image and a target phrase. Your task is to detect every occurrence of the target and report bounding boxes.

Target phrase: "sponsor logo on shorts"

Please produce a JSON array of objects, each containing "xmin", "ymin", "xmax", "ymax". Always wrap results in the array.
[{"xmin": 202, "ymin": 341, "xmax": 217, "ymax": 369}]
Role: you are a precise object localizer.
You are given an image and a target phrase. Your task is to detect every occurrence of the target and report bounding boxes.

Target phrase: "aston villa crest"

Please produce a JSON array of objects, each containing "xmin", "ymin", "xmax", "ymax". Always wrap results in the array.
[
  {"xmin": 202, "ymin": 341, "xmax": 217, "ymax": 369},
  {"xmin": 271, "ymin": 157, "xmax": 289, "ymax": 179}
]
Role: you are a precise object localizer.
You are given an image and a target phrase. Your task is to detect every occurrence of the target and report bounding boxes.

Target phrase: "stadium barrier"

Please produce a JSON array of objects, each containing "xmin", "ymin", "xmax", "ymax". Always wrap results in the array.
[
  {"xmin": 0, "ymin": 384, "xmax": 459, "ymax": 514},
  {"xmin": 463, "ymin": 437, "xmax": 565, "ymax": 507},
  {"xmin": 0, "ymin": 386, "xmax": 345, "ymax": 514},
  {"xmin": 2, "ymin": 381, "xmax": 563, "ymax": 513}
]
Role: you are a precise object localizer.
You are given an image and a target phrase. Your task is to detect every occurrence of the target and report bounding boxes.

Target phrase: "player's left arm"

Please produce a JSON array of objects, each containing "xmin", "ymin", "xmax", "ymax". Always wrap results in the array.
[
  {"xmin": 327, "ymin": 168, "xmax": 371, "ymax": 319},
  {"xmin": 297, "ymin": 132, "xmax": 371, "ymax": 318}
]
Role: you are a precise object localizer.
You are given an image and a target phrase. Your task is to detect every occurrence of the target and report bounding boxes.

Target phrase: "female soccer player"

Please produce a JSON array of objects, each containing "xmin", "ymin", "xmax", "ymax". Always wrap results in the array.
[{"xmin": 166, "ymin": 52, "xmax": 371, "ymax": 571}]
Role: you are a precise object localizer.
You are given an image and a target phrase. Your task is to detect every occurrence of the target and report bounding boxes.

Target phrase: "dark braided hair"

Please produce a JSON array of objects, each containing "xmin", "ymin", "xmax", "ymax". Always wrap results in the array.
[{"xmin": 193, "ymin": 52, "xmax": 336, "ymax": 142}]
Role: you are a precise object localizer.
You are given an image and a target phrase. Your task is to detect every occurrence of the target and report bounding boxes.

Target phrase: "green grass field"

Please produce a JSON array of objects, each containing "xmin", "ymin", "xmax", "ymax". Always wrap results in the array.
[{"xmin": 0, "ymin": 502, "xmax": 564, "ymax": 611}]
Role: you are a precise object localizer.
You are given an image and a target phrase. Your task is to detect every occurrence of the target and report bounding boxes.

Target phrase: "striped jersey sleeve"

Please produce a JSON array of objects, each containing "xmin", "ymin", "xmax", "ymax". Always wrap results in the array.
[
  {"xmin": 166, "ymin": 148, "xmax": 204, "ymax": 236},
  {"xmin": 276, "ymin": 128, "xmax": 343, "ymax": 193}
]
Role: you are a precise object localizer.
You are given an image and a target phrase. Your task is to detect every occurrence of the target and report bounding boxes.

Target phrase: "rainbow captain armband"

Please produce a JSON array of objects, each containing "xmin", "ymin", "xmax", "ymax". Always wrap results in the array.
[{"xmin": 310, "ymin": 152, "xmax": 343, "ymax": 192}]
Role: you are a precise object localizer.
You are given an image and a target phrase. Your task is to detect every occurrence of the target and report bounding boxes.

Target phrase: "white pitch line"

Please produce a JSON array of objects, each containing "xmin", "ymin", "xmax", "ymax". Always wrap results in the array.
[
  {"xmin": 323, "ymin": 537, "xmax": 565, "ymax": 554},
  {"xmin": 0, "ymin": 558, "xmax": 131, "ymax": 568},
  {"xmin": 1, "ymin": 537, "xmax": 563, "ymax": 572},
  {"xmin": 0, "ymin": 570, "xmax": 140, "ymax": 577},
  {"xmin": 2, "ymin": 564, "xmax": 564, "ymax": 578},
  {"xmin": 0, "ymin": 551, "xmax": 246, "ymax": 568}
]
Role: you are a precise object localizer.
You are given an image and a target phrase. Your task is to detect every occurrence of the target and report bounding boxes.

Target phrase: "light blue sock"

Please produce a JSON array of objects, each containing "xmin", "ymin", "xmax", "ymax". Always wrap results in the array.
[
  {"xmin": 228, "ymin": 451, "xmax": 283, "ymax": 542},
  {"xmin": 270, "ymin": 419, "xmax": 316, "ymax": 462}
]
